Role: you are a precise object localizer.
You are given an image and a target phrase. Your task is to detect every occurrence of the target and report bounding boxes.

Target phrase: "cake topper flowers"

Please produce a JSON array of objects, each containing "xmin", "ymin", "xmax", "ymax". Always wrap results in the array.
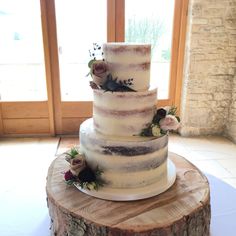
[
  {"xmin": 63, "ymin": 147, "xmax": 104, "ymax": 190},
  {"xmin": 89, "ymin": 60, "xmax": 108, "ymax": 86},
  {"xmin": 140, "ymin": 106, "xmax": 180, "ymax": 137},
  {"xmin": 87, "ymin": 43, "xmax": 136, "ymax": 92}
]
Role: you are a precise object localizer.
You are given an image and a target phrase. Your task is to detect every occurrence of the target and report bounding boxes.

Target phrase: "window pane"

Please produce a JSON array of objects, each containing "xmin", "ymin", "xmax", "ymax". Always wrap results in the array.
[
  {"xmin": 0, "ymin": 0, "xmax": 47, "ymax": 101},
  {"xmin": 55, "ymin": 0, "xmax": 107, "ymax": 101},
  {"xmin": 125, "ymin": 0, "xmax": 175, "ymax": 99}
]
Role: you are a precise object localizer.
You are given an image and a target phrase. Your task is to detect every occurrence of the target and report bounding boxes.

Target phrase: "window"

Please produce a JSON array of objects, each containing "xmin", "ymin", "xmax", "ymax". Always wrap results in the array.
[
  {"xmin": 55, "ymin": 0, "xmax": 107, "ymax": 101},
  {"xmin": 125, "ymin": 0, "xmax": 175, "ymax": 99},
  {"xmin": 0, "ymin": 0, "xmax": 47, "ymax": 101}
]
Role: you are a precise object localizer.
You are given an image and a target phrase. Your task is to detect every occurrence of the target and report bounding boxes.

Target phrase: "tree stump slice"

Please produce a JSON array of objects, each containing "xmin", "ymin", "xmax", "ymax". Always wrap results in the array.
[{"xmin": 46, "ymin": 152, "xmax": 211, "ymax": 236}]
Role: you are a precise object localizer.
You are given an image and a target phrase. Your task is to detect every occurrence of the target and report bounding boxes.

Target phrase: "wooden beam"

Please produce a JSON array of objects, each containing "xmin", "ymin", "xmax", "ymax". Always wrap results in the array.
[
  {"xmin": 168, "ymin": 0, "xmax": 183, "ymax": 107},
  {"xmin": 3, "ymin": 118, "xmax": 50, "ymax": 135},
  {"xmin": 40, "ymin": 0, "xmax": 56, "ymax": 135},
  {"xmin": 107, "ymin": 0, "xmax": 116, "ymax": 41},
  {"xmin": 40, "ymin": 0, "xmax": 62, "ymax": 134},
  {"xmin": 174, "ymin": 0, "xmax": 189, "ymax": 114},
  {"xmin": 1, "ymin": 102, "xmax": 48, "ymax": 119},
  {"xmin": 115, "ymin": 0, "xmax": 125, "ymax": 42},
  {"xmin": 107, "ymin": 0, "xmax": 125, "ymax": 42},
  {"xmin": 61, "ymin": 102, "xmax": 92, "ymax": 118},
  {"xmin": 0, "ymin": 103, "xmax": 4, "ymax": 136}
]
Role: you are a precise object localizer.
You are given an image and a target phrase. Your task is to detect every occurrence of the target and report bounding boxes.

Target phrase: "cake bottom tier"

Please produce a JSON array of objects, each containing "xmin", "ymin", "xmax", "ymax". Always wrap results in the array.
[
  {"xmin": 74, "ymin": 159, "xmax": 176, "ymax": 201},
  {"xmin": 79, "ymin": 119, "xmax": 170, "ymax": 189}
]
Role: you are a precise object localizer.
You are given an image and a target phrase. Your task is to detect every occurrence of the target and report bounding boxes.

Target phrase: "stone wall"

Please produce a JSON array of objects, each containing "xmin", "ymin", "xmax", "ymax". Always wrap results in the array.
[
  {"xmin": 226, "ymin": 74, "xmax": 236, "ymax": 142},
  {"xmin": 180, "ymin": 0, "xmax": 236, "ymax": 142}
]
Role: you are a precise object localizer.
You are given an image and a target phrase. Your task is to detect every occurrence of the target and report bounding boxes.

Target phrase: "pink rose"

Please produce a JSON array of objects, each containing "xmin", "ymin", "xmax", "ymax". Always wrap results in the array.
[
  {"xmin": 92, "ymin": 60, "xmax": 108, "ymax": 78},
  {"xmin": 70, "ymin": 155, "xmax": 86, "ymax": 176},
  {"xmin": 91, "ymin": 60, "xmax": 108, "ymax": 86},
  {"xmin": 70, "ymin": 156, "xmax": 85, "ymax": 169},
  {"xmin": 159, "ymin": 115, "xmax": 180, "ymax": 131}
]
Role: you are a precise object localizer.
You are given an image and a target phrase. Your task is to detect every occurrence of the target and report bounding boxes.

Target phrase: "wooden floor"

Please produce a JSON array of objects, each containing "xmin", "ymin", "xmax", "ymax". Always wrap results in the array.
[{"xmin": 0, "ymin": 134, "xmax": 236, "ymax": 236}]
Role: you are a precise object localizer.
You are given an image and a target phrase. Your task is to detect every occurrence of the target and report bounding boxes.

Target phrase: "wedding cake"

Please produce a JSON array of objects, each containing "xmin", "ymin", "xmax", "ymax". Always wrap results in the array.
[{"xmin": 64, "ymin": 43, "xmax": 180, "ymax": 201}]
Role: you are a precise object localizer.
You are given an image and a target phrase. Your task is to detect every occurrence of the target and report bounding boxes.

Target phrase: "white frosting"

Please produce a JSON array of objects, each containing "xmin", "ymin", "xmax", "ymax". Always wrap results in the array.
[
  {"xmin": 76, "ymin": 43, "xmax": 170, "ymax": 193},
  {"xmin": 79, "ymin": 119, "xmax": 168, "ymax": 189},
  {"xmin": 103, "ymin": 43, "xmax": 151, "ymax": 91},
  {"xmin": 93, "ymin": 87, "xmax": 157, "ymax": 136},
  {"xmin": 104, "ymin": 161, "xmax": 167, "ymax": 188}
]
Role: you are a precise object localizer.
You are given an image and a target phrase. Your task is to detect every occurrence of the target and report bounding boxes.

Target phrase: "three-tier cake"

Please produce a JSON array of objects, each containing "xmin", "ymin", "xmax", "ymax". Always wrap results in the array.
[{"xmin": 73, "ymin": 43, "xmax": 178, "ymax": 200}]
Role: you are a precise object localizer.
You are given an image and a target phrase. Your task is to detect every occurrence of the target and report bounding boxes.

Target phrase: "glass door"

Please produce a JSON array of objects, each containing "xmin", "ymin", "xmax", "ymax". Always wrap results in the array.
[
  {"xmin": 0, "ymin": 0, "xmax": 47, "ymax": 101},
  {"xmin": 55, "ymin": 0, "xmax": 107, "ymax": 101},
  {"xmin": 125, "ymin": 0, "xmax": 175, "ymax": 101},
  {"xmin": 54, "ymin": 0, "xmax": 107, "ymax": 134},
  {"xmin": 0, "ymin": 0, "xmax": 52, "ymax": 136}
]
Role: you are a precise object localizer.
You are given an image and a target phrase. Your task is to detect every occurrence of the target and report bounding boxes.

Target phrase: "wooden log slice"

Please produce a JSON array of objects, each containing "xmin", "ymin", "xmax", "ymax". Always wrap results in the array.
[{"xmin": 46, "ymin": 152, "xmax": 211, "ymax": 236}]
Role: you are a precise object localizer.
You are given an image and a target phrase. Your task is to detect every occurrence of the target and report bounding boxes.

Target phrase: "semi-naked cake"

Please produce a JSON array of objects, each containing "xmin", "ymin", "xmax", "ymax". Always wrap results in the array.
[
  {"xmin": 69, "ymin": 43, "xmax": 179, "ymax": 201},
  {"xmin": 102, "ymin": 43, "xmax": 151, "ymax": 91}
]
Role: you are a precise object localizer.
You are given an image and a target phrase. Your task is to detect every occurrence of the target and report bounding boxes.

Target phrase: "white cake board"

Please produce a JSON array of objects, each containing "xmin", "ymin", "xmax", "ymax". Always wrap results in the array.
[{"xmin": 74, "ymin": 159, "xmax": 176, "ymax": 201}]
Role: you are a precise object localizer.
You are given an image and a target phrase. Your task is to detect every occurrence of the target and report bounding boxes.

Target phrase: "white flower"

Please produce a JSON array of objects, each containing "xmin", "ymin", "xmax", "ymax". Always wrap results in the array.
[
  {"xmin": 151, "ymin": 124, "xmax": 161, "ymax": 137},
  {"xmin": 159, "ymin": 115, "xmax": 180, "ymax": 131}
]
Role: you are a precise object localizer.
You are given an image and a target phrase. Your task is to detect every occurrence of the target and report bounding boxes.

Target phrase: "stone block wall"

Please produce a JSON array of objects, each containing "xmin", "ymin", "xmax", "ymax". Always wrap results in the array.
[
  {"xmin": 226, "ymin": 74, "xmax": 236, "ymax": 142},
  {"xmin": 180, "ymin": 0, "xmax": 236, "ymax": 142}
]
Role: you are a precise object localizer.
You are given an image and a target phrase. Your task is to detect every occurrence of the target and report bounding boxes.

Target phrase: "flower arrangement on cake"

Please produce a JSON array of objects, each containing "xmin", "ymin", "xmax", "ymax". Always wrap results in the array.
[
  {"xmin": 63, "ymin": 147, "xmax": 104, "ymax": 190},
  {"xmin": 60, "ymin": 43, "xmax": 181, "ymax": 200},
  {"xmin": 87, "ymin": 43, "xmax": 136, "ymax": 92},
  {"xmin": 87, "ymin": 44, "xmax": 181, "ymax": 138},
  {"xmin": 140, "ymin": 106, "xmax": 180, "ymax": 137}
]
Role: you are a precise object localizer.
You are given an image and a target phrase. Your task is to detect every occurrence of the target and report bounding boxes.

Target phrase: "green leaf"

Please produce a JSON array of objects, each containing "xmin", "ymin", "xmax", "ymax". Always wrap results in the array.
[
  {"xmin": 168, "ymin": 106, "xmax": 177, "ymax": 115},
  {"xmin": 65, "ymin": 179, "xmax": 75, "ymax": 185},
  {"xmin": 95, "ymin": 166, "xmax": 103, "ymax": 177},
  {"xmin": 66, "ymin": 147, "xmax": 79, "ymax": 159},
  {"xmin": 176, "ymin": 116, "xmax": 181, "ymax": 122},
  {"xmin": 88, "ymin": 59, "xmax": 96, "ymax": 68}
]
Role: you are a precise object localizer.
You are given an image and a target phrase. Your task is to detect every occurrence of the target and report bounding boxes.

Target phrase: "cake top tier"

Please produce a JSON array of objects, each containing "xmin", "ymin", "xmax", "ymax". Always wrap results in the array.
[
  {"xmin": 103, "ymin": 42, "xmax": 151, "ymax": 52},
  {"xmin": 102, "ymin": 43, "xmax": 151, "ymax": 91}
]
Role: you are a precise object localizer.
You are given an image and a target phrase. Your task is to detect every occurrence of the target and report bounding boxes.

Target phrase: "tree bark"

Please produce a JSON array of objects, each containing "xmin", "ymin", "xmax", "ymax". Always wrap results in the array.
[{"xmin": 46, "ymin": 152, "xmax": 211, "ymax": 236}]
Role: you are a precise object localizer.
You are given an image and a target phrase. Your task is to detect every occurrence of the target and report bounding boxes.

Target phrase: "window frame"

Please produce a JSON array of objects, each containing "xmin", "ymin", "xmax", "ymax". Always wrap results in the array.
[{"xmin": 109, "ymin": 0, "xmax": 188, "ymax": 109}]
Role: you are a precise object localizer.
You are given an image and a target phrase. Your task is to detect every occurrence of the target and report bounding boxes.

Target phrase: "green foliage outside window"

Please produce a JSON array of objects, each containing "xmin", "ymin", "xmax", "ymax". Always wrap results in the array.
[{"xmin": 125, "ymin": 16, "xmax": 165, "ymax": 59}]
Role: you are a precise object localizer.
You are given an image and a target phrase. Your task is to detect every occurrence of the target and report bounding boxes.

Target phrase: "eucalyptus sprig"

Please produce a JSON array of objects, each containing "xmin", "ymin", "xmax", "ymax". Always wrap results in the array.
[
  {"xmin": 86, "ymin": 59, "xmax": 96, "ymax": 77},
  {"xmin": 168, "ymin": 106, "xmax": 177, "ymax": 116}
]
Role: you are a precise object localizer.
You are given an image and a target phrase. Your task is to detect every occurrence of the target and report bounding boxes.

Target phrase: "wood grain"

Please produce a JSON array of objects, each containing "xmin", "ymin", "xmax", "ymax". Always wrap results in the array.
[
  {"xmin": 107, "ymin": 0, "xmax": 116, "ymax": 42},
  {"xmin": 0, "ymin": 104, "xmax": 3, "ymax": 135},
  {"xmin": 1, "ymin": 102, "xmax": 49, "ymax": 118},
  {"xmin": 40, "ymin": 0, "xmax": 56, "ymax": 135},
  {"xmin": 174, "ymin": 0, "xmax": 189, "ymax": 115},
  {"xmin": 61, "ymin": 102, "xmax": 92, "ymax": 118},
  {"xmin": 115, "ymin": 0, "xmax": 125, "ymax": 42},
  {"xmin": 169, "ymin": 0, "xmax": 183, "ymax": 106},
  {"xmin": 46, "ymin": 152, "xmax": 211, "ymax": 236},
  {"xmin": 3, "ymin": 118, "xmax": 50, "ymax": 134},
  {"xmin": 61, "ymin": 117, "xmax": 87, "ymax": 135},
  {"xmin": 41, "ymin": 0, "xmax": 63, "ymax": 134}
]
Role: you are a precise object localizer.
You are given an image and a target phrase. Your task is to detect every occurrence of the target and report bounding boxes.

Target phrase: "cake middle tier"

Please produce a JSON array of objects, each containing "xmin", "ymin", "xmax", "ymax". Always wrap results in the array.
[
  {"xmin": 93, "ymin": 87, "xmax": 157, "ymax": 136},
  {"xmin": 79, "ymin": 119, "xmax": 168, "ymax": 189}
]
